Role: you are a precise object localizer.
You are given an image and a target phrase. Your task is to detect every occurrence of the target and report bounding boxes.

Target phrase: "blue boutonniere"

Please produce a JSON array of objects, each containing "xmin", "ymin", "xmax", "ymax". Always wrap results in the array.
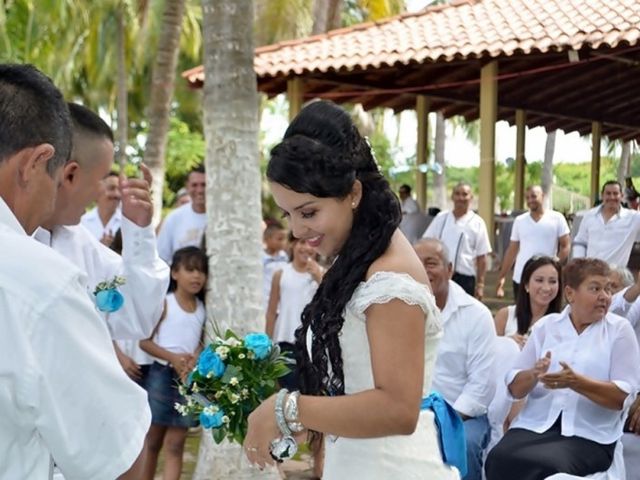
[{"xmin": 93, "ymin": 276, "xmax": 126, "ymax": 312}]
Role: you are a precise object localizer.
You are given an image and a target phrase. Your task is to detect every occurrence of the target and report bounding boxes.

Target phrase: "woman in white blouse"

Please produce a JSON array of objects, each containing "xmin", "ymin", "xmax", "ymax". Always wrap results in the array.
[{"xmin": 485, "ymin": 258, "xmax": 640, "ymax": 480}]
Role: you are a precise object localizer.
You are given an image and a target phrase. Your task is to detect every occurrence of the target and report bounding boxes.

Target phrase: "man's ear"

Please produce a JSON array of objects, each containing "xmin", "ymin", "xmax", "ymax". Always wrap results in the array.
[
  {"xmin": 61, "ymin": 160, "xmax": 80, "ymax": 187},
  {"xmin": 16, "ymin": 144, "xmax": 55, "ymax": 181}
]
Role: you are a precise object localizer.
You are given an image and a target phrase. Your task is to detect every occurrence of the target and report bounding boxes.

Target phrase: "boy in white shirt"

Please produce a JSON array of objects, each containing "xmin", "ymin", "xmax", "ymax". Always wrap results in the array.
[{"xmin": 157, "ymin": 164, "xmax": 207, "ymax": 263}]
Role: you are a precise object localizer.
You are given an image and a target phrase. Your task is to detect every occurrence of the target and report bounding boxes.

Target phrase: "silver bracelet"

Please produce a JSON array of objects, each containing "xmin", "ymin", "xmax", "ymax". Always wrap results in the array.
[
  {"xmin": 284, "ymin": 390, "xmax": 304, "ymax": 432},
  {"xmin": 274, "ymin": 388, "xmax": 292, "ymax": 436}
]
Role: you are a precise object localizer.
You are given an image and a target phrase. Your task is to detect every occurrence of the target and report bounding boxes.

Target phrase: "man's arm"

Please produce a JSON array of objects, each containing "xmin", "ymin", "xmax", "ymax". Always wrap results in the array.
[
  {"xmin": 572, "ymin": 216, "xmax": 589, "ymax": 258},
  {"xmin": 453, "ymin": 306, "xmax": 497, "ymax": 418},
  {"xmin": 85, "ymin": 222, "xmax": 170, "ymax": 341},
  {"xmin": 496, "ymin": 241, "xmax": 519, "ymax": 298},
  {"xmin": 557, "ymin": 234, "xmax": 571, "ymax": 264}
]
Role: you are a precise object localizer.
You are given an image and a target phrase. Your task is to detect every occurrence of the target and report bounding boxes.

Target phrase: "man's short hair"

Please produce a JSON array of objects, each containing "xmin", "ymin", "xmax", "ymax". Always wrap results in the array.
[
  {"xmin": 0, "ymin": 64, "xmax": 72, "ymax": 176},
  {"xmin": 452, "ymin": 181, "xmax": 472, "ymax": 192},
  {"xmin": 415, "ymin": 237, "xmax": 451, "ymax": 266},
  {"xmin": 399, "ymin": 184, "xmax": 411, "ymax": 194},
  {"xmin": 68, "ymin": 102, "xmax": 114, "ymax": 144},
  {"xmin": 601, "ymin": 180, "xmax": 622, "ymax": 194}
]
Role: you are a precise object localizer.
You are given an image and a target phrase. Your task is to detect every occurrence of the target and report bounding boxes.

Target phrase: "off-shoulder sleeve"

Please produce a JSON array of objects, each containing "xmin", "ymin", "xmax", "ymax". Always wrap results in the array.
[{"xmin": 349, "ymin": 271, "xmax": 442, "ymax": 334}]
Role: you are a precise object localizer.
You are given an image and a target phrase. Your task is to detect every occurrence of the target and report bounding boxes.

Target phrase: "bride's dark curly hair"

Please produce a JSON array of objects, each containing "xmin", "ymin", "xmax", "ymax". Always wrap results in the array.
[{"xmin": 266, "ymin": 100, "xmax": 401, "ymax": 397}]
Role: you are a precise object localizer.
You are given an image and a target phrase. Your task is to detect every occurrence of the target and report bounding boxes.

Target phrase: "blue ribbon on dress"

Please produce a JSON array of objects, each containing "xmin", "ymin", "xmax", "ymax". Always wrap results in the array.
[{"xmin": 421, "ymin": 391, "xmax": 468, "ymax": 477}]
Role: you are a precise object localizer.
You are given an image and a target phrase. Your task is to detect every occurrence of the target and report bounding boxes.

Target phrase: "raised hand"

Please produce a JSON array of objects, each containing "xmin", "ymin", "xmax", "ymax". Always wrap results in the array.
[
  {"xmin": 533, "ymin": 351, "xmax": 552, "ymax": 378},
  {"xmin": 539, "ymin": 360, "xmax": 578, "ymax": 390},
  {"xmin": 625, "ymin": 395, "xmax": 640, "ymax": 434},
  {"xmin": 120, "ymin": 163, "xmax": 153, "ymax": 227},
  {"xmin": 305, "ymin": 257, "xmax": 325, "ymax": 283}
]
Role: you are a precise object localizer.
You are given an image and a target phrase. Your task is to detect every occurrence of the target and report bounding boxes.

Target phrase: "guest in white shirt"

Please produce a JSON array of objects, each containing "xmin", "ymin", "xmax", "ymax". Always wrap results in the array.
[
  {"xmin": 497, "ymin": 185, "xmax": 571, "ymax": 300},
  {"xmin": 35, "ymin": 103, "xmax": 169, "ymax": 381},
  {"xmin": 262, "ymin": 222, "xmax": 289, "ymax": 309},
  {"xmin": 414, "ymin": 238, "xmax": 496, "ymax": 480},
  {"xmin": 157, "ymin": 164, "xmax": 207, "ymax": 263},
  {"xmin": 398, "ymin": 184, "xmax": 423, "ymax": 244},
  {"xmin": 0, "ymin": 64, "xmax": 148, "ymax": 479},
  {"xmin": 486, "ymin": 258, "xmax": 640, "ymax": 480},
  {"xmin": 573, "ymin": 180, "xmax": 640, "ymax": 267},
  {"xmin": 81, "ymin": 170, "xmax": 122, "ymax": 246},
  {"xmin": 423, "ymin": 182, "xmax": 492, "ymax": 299}
]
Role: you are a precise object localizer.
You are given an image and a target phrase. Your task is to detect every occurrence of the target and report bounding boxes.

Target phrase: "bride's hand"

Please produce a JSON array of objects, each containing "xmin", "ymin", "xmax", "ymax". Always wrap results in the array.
[{"xmin": 244, "ymin": 393, "xmax": 280, "ymax": 468}]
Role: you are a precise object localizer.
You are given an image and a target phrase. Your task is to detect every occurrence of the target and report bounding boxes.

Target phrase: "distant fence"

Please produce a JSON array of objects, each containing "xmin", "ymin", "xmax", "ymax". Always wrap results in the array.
[{"xmin": 551, "ymin": 185, "xmax": 590, "ymax": 215}]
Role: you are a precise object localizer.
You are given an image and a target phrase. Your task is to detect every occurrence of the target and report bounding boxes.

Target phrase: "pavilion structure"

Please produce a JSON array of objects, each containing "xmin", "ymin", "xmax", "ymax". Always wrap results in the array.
[{"xmin": 183, "ymin": 0, "xmax": 640, "ymax": 237}]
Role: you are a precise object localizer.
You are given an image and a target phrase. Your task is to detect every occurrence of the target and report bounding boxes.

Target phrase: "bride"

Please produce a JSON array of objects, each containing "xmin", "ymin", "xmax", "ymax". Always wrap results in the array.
[{"xmin": 244, "ymin": 100, "xmax": 459, "ymax": 479}]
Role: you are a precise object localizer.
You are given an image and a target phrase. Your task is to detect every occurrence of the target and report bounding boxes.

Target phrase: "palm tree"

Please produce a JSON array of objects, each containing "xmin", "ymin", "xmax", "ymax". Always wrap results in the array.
[
  {"xmin": 541, "ymin": 130, "xmax": 557, "ymax": 209},
  {"xmin": 193, "ymin": 0, "xmax": 271, "ymax": 478},
  {"xmin": 617, "ymin": 141, "xmax": 632, "ymax": 185},
  {"xmin": 141, "ymin": 0, "xmax": 188, "ymax": 225}
]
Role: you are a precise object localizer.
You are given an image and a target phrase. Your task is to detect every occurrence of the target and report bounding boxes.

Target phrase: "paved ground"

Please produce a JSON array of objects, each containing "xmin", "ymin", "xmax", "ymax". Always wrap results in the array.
[{"xmin": 159, "ymin": 269, "xmax": 514, "ymax": 479}]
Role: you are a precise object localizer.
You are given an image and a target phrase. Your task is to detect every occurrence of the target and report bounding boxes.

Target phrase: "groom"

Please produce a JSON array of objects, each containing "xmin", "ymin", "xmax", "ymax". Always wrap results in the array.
[{"xmin": 0, "ymin": 64, "xmax": 149, "ymax": 479}]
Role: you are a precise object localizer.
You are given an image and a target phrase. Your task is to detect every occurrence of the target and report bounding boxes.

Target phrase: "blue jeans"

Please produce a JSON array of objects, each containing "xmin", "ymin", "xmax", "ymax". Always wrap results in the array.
[{"xmin": 463, "ymin": 414, "xmax": 490, "ymax": 480}]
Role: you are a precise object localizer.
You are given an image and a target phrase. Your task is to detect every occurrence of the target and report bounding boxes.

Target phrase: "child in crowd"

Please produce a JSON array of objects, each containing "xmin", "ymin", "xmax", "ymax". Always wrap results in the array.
[
  {"xmin": 265, "ymin": 233, "xmax": 324, "ymax": 389},
  {"xmin": 262, "ymin": 221, "xmax": 289, "ymax": 308},
  {"xmin": 139, "ymin": 246, "xmax": 208, "ymax": 480}
]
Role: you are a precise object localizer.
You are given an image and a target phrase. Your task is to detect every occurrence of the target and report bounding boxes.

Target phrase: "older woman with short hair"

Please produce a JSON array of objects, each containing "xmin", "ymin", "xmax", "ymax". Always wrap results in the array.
[{"xmin": 485, "ymin": 258, "xmax": 640, "ymax": 480}]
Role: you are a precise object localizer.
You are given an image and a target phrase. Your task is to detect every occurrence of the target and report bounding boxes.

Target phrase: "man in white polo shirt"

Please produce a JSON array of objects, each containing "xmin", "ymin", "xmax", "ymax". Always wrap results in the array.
[
  {"xmin": 573, "ymin": 180, "xmax": 640, "ymax": 267},
  {"xmin": 423, "ymin": 182, "xmax": 491, "ymax": 299},
  {"xmin": 496, "ymin": 185, "xmax": 570, "ymax": 299}
]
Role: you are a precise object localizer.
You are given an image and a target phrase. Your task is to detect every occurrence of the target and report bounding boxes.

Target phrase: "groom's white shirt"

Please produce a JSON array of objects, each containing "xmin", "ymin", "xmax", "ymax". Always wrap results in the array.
[
  {"xmin": 0, "ymin": 197, "xmax": 150, "ymax": 479},
  {"xmin": 34, "ymin": 216, "xmax": 169, "ymax": 340}
]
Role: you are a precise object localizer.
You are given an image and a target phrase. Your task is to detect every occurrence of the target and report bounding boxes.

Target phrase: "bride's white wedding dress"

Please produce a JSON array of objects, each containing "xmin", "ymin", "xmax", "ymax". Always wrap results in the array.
[{"xmin": 320, "ymin": 271, "xmax": 460, "ymax": 479}]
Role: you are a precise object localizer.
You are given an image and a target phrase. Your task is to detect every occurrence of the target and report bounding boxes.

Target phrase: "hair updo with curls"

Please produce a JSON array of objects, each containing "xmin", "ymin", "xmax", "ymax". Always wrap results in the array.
[{"xmin": 267, "ymin": 100, "xmax": 401, "ymax": 397}]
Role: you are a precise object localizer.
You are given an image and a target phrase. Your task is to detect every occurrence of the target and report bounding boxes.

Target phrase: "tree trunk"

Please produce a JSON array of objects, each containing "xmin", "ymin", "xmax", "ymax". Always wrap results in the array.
[
  {"xmin": 617, "ymin": 141, "xmax": 631, "ymax": 185},
  {"xmin": 312, "ymin": 0, "xmax": 343, "ymax": 34},
  {"xmin": 541, "ymin": 130, "xmax": 556, "ymax": 210},
  {"xmin": 193, "ymin": 1, "xmax": 273, "ymax": 478},
  {"xmin": 434, "ymin": 111, "xmax": 447, "ymax": 209},
  {"xmin": 142, "ymin": 0, "xmax": 187, "ymax": 225},
  {"xmin": 115, "ymin": 1, "xmax": 128, "ymax": 169}
]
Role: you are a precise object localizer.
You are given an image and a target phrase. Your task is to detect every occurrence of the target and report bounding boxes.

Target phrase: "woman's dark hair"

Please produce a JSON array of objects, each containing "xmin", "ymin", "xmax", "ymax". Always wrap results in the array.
[
  {"xmin": 169, "ymin": 246, "xmax": 208, "ymax": 302},
  {"xmin": 515, "ymin": 256, "xmax": 562, "ymax": 334},
  {"xmin": 563, "ymin": 257, "xmax": 610, "ymax": 290},
  {"xmin": 266, "ymin": 100, "xmax": 401, "ymax": 397}
]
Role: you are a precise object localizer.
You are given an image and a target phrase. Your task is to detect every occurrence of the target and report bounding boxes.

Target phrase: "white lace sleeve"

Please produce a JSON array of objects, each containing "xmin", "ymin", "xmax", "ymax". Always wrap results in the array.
[{"xmin": 348, "ymin": 271, "xmax": 442, "ymax": 335}]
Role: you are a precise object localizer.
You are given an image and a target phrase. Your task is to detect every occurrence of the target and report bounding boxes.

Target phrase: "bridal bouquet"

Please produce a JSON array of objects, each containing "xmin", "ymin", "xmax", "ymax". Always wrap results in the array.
[{"xmin": 177, "ymin": 330, "xmax": 290, "ymax": 444}]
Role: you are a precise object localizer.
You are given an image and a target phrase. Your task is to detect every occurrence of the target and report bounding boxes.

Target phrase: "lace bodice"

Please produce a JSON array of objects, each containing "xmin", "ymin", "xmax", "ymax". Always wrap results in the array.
[{"xmin": 340, "ymin": 271, "xmax": 443, "ymax": 395}]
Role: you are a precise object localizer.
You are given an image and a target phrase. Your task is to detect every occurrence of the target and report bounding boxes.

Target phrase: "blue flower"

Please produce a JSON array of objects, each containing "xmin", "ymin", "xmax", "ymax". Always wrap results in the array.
[
  {"xmin": 95, "ymin": 289, "xmax": 124, "ymax": 313},
  {"xmin": 244, "ymin": 333, "xmax": 272, "ymax": 360},
  {"xmin": 200, "ymin": 409, "xmax": 225, "ymax": 429},
  {"xmin": 197, "ymin": 347, "xmax": 226, "ymax": 377}
]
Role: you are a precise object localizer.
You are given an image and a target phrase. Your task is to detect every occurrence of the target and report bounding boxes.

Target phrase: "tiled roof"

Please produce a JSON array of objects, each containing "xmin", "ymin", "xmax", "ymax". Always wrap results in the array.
[{"xmin": 182, "ymin": 0, "xmax": 640, "ymax": 83}]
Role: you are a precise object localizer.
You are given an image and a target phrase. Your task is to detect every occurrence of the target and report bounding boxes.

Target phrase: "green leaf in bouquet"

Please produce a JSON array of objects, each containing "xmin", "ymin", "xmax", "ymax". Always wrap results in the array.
[
  {"xmin": 221, "ymin": 365, "xmax": 243, "ymax": 384},
  {"xmin": 212, "ymin": 426, "xmax": 226, "ymax": 444},
  {"xmin": 224, "ymin": 329, "xmax": 240, "ymax": 341}
]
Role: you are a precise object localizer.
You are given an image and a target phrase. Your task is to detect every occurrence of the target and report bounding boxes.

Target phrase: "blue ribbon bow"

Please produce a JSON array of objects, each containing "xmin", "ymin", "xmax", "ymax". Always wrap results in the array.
[{"xmin": 421, "ymin": 392, "xmax": 467, "ymax": 477}]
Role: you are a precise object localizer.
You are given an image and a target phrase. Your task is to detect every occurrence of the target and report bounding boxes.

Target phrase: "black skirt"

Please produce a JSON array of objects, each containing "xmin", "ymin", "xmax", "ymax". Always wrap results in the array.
[{"xmin": 485, "ymin": 416, "xmax": 616, "ymax": 480}]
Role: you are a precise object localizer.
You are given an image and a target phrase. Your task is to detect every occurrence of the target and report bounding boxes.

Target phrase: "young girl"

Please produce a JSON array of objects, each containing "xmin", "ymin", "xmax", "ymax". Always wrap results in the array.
[
  {"xmin": 244, "ymin": 100, "xmax": 458, "ymax": 479},
  {"xmin": 139, "ymin": 246, "xmax": 208, "ymax": 480},
  {"xmin": 266, "ymin": 232, "xmax": 324, "ymax": 390}
]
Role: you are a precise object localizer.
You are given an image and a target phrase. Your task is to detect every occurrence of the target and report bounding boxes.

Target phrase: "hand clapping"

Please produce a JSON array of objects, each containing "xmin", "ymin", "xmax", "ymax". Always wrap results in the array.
[{"xmin": 539, "ymin": 360, "xmax": 578, "ymax": 390}]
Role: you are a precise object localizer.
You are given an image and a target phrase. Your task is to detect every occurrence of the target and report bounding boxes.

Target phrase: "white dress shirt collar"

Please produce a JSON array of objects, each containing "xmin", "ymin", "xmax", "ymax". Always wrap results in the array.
[{"xmin": 0, "ymin": 196, "xmax": 26, "ymax": 235}]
